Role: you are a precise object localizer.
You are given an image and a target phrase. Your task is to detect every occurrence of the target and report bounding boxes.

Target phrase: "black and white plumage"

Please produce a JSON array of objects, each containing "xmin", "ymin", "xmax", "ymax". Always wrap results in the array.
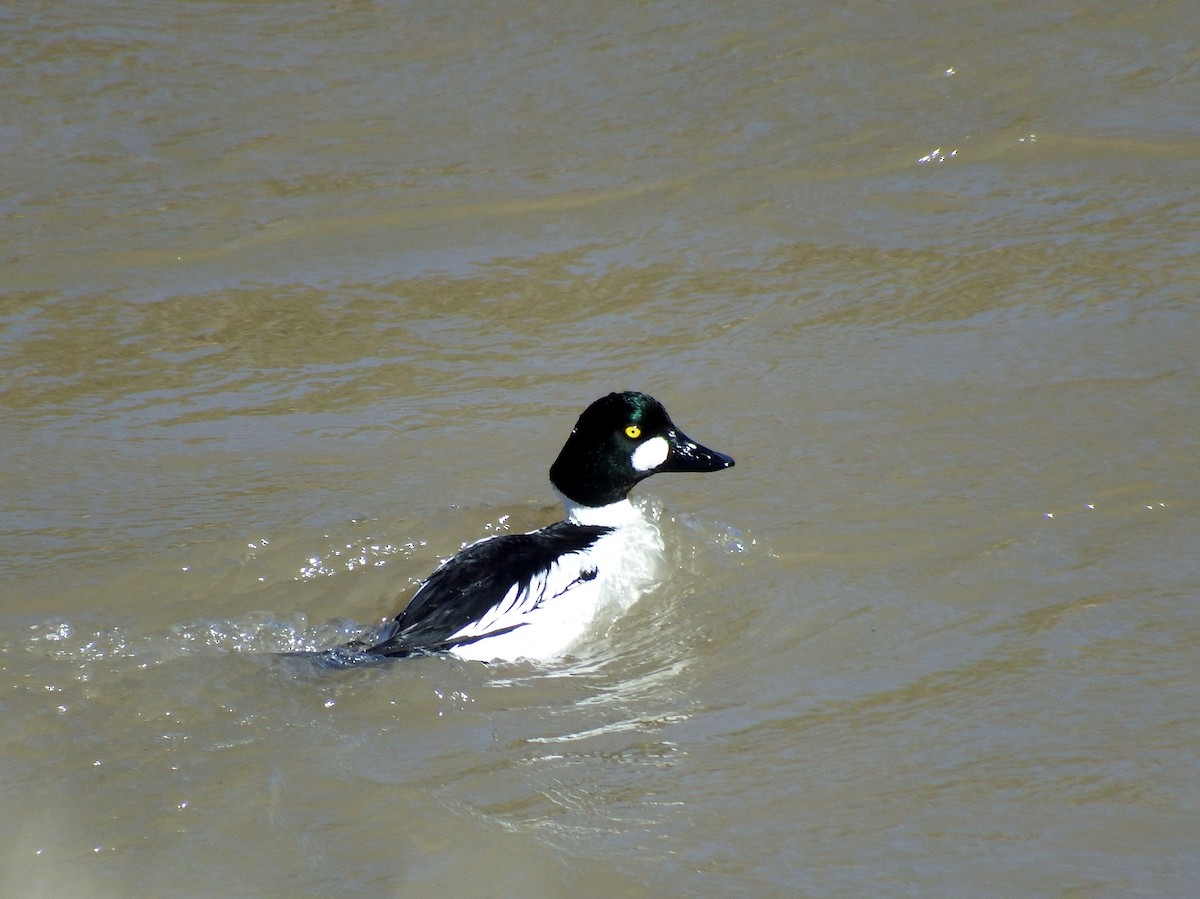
[{"xmin": 308, "ymin": 391, "xmax": 734, "ymax": 666}]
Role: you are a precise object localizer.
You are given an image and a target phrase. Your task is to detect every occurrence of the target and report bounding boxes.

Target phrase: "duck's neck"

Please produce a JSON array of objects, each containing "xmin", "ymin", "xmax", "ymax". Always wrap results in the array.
[{"xmin": 556, "ymin": 492, "xmax": 640, "ymax": 527}]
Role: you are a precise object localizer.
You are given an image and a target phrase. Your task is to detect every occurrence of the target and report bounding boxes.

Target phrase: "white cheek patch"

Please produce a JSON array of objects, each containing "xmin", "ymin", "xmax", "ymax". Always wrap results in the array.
[{"xmin": 631, "ymin": 435, "xmax": 670, "ymax": 472}]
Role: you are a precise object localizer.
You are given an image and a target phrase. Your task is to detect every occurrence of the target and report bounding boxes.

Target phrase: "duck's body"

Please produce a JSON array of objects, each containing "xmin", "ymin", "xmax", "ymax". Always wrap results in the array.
[
  {"xmin": 355, "ymin": 500, "xmax": 663, "ymax": 663},
  {"xmin": 312, "ymin": 392, "xmax": 733, "ymax": 666}
]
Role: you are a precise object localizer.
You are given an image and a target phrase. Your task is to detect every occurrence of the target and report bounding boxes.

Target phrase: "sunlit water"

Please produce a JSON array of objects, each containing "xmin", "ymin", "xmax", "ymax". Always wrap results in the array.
[{"xmin": 4, "ymin": 1, "xmax": 1200, "ymax": 896}]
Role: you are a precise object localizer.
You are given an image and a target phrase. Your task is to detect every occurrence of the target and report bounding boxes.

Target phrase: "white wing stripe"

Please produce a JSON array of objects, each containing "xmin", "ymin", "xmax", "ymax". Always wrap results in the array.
[{"xmin": 445, "ymin": 559, "xmax": 588, "ymax": 642}]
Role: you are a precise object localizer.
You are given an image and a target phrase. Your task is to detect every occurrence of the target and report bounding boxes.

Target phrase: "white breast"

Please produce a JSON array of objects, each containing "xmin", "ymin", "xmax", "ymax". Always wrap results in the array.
[{"xmin": 447, "ymin": 512, "xmax": 666, "ymax": 663}]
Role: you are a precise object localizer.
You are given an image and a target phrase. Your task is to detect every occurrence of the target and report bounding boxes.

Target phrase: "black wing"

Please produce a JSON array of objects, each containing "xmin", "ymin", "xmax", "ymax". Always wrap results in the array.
[{"xmin": 359, "ymin": 521, "xmax": 611, "ymax": 658}]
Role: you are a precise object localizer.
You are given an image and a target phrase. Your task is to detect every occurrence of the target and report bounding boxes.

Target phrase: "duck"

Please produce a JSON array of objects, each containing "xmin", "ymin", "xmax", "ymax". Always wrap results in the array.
[{"xmin": 306, "ymin": 391, "xmax": 734, "ymax": 666}]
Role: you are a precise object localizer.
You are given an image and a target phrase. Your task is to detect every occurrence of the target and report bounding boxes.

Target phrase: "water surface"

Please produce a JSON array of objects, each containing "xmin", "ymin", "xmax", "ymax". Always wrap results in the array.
[{"xmin": 4, "ymin": 1, "xmax": 1199, "ymax": 896}]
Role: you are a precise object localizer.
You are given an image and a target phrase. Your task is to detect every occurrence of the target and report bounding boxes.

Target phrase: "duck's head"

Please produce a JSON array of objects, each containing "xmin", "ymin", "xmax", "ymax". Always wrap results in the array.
[{"xmin": 549, "ymin": 391, "xmax": 735, "ymax": 508}]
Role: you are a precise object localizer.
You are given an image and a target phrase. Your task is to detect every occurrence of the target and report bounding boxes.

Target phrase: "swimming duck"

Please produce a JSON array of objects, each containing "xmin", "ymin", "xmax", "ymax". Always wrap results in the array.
[{"xmin": 311, "ymin": 391, "xmax": 734, "ymax": 665}]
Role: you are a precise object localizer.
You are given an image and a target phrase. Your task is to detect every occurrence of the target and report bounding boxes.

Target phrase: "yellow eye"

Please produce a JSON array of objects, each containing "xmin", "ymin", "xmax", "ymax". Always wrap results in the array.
[{"xmin": 624, "ymin": 425, "xmax": 641, "ymax": 439}]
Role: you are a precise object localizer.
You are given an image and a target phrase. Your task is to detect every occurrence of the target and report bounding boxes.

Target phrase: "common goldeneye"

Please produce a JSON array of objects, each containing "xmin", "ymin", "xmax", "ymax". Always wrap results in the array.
[{"xmin": 309, "ymin": 391, "xmax": 734, "ymax": 665}]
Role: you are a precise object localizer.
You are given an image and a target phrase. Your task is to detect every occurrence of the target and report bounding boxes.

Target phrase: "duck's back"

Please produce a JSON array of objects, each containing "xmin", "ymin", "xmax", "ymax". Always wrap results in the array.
[{"xmin": 366, "ymin": 521, "xmax": 614, "ymax": 660}]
